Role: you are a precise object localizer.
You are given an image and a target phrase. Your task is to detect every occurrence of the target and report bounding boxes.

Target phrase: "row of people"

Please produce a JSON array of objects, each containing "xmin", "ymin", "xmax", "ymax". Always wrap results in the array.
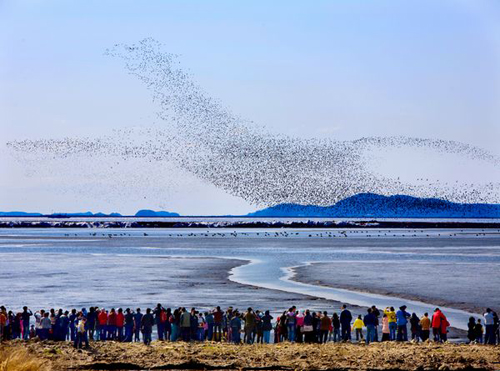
[{"xmin": 1, "ymin": 305, "xmax": 498, "ymax": 347}]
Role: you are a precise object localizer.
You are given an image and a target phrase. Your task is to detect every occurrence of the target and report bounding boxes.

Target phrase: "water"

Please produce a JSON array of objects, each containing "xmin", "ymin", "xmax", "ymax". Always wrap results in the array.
[{"xmin": 1, "ymin": 227, "xmax": 499, "ymax": 331}]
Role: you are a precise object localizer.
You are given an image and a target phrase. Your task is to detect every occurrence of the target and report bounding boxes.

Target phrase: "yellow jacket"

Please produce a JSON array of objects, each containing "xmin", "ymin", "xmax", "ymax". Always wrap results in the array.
[
  {"xmin": 353, "ymin": 318, "xmax": 364, "ymax": 330},
  {"xmin": 384, "ymin": 309, "xmax": 397, "ymax": 323}
]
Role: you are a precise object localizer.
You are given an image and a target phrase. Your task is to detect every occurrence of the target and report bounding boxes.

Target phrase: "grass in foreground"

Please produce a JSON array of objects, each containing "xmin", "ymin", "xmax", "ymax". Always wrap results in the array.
[{"xmin": 1, "ymin": 340, "xmax": 499, "ymax": 371}]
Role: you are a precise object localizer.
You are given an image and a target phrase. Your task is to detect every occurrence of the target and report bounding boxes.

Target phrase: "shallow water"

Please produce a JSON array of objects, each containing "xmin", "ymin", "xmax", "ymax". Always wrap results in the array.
[{"xmin": 1, "ymin": 227, "xmax": 499, "ymax": 331}]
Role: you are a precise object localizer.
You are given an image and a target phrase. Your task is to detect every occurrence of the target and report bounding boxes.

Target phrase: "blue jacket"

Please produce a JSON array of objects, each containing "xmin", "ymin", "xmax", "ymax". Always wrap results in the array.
[
  {"xmin": 396, "ymin": 310, "xmax": 410, "ymax": 325},
  {"xmin": 363, "ymin": 313, "xmax": 377, "ymax": 327}
]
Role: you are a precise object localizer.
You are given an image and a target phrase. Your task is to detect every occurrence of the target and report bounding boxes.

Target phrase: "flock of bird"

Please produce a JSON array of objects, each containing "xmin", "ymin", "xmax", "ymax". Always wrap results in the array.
[{"xmin": 6, "ymin": 38, "xmax": 500, "ymax": 208}]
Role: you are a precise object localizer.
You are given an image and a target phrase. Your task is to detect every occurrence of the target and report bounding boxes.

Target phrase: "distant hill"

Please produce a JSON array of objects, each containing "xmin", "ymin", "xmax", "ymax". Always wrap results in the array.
[
  {"xmin": 0, "ymin": 211, "xmax": 43, "ymax": 217},
  {"xmin": 48, "ymin": 212, "xmax": 123, "ymax": 218},
  {"xmin": 247, "ymin": 193, "xmax": 500, "ymax": 218},
  {"xmin": 134, "ymin": 209, "xmax": 180, "ymax": 217}
]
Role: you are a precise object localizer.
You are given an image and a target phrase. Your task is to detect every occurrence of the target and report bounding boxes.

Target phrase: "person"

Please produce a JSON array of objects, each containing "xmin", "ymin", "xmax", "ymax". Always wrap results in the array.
[
  {"xmin": 29, "ymin": 325, "xmax": 36, "ymax": 339},
  {"xmin": 40, "ymin": 312, "xmax": 52, "ymax": 340},
  {"xmin": 340, "ymin": 305, "xmax": 352, "ymax": 341},
  {"xmin": 410, "ymin": 313, "xmax": 420, "ymax": 342},
  {"xmin": 141, "ymin": 308, "xmax": 154, "ymax": 345},
  {"xmin": 484, "ymin": 308, "xmax": 495, "ymax": 345},
  {"xmin": 432, "ymin": 308, "xmax": 445, "ymax": 342},
  {"xmin": 59, "ymin": 311, "xmax": 70, "ymax": 341},
  {"xmin": 371, "ymin": 306, "xmax": 380, "ymax": 342},
  {"xmin": 205, "ymin": 311, "xmax": 214, "ymax": 341},
  {"xmin": 396, "ymin": 306, "xmax": 410, "ymax": 341},
  {"xmin": 320, "ymin": 311, "xmax": 331, "ymax": 344},
  {"xmin": 87, "ymin": 307, "xmax": 97, "ymax": 341},
  {"xmin": 384, "ymin": 307, "xmax": 397, "ymax": 341},
  {"xmin": 243, "ymin": 308, "xmax": 255, "ymax": 344},
  {"xmin": 381, "ymin": 313, "xmax": 390, "ymax": 341},
  {"xmin": 98, "ymin": 308, "xmax": 108, "ymax": 341},
  {"xmin": 180, "ymin": 308, "xmax": 191, "ymax": 342},
  {"xmin": 124, "ymin": 308, "xmax": 134, "ymax": 342},
  {"xmin": 440, "ymin": 312, "xmax": 450, "ymax": 342},
  {"xmin": 170, "ymin": 309, "xmax": 180, "ymax": 341},
  {"xmin": 213, "ymin": 306, "xmax": 223, "ymax": 342},
  {"xmin": 230, "ymin": 311, "xmax": 241, "ymax": 344},
  {"xmin": 69, "ymin": 309, "xmax": 77, "ymax": 341},
  {"xmin": 364, "ymin": 309, "xmax": 376, "ymax": 344},
  {"xmin": 353, "ymin": 315, "xmax": 364, "ymax": 341},
  {"xmin": 116, "ymin": 308, "xmax": 124, "ymax": 341},
  {"xmin": 467, "ymin": 317, "xmax": 476, "ymax": 343},
  {"xmin": 74, "ymin": 315, "xmax": 89, "ymax": 349},
  {"xmin": 475, "ymin": 319, "xmax": 484, "ymax": 343},
  {"xmin": 133, "ymin": 308, "xmax": 143, "ymax": 342},
  {"xmin": 164, "ymin": 308, "xmax": 172, "ymax": 341},
  {"xmin": 419, "ymin": 313, "xmax": 431, "ymax": 341},
  {"xmin": 190, "ymin": 308, "xmax": 198, "ymax": 341},
  {"xmin": 286, "ymin": 307, "xmax": 297, "ymax": 342},
  {"xmin": 261, "ymin": 310, "xmax": 273, "ymax": 344},
  {"xmin": 0, "ymin": 308, "xmax": 6, "ymax": 341},
  {"xmin": 493, "ymin": 311, "xmax": 499, "ymax": 345},
  {"xmin": 302, "ymin": 310, "xmax": 314, "ymax": 343},
  {"xmin": 153, "ymin": 304, "xmax": 165, "ymax": 341},
  {"xmin": 331, "ymin": 312, "xmax": 341, "ymax": 342},
  {"xmin": 107, "ymin": 308, "xmax": 117, "ymax": 340},
  {"xmin": 21, "ymin": 307, "xmax": 32, "ymax": 340}
]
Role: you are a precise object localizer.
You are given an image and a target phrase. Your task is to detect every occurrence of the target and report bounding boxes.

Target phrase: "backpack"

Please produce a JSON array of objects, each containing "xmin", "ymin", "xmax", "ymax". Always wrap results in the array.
[{"xmin": 161, "ymin": 311, "xmax": 168, "ymax": 323}]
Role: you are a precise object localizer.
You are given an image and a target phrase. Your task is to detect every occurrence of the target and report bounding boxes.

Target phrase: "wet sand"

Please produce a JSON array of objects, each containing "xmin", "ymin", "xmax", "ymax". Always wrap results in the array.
[
  {"xmin": 2, "ymin": 340, "xmax": 500, "ymax": 370},
  {"xmin": 290, "ymin": 261, "xmax": 499, "ymax": 314}
]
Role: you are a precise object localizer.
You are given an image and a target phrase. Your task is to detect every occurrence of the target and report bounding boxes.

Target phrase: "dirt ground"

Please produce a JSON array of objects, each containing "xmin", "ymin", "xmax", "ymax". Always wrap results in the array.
[{"xmin": 1, "ymin": 340, "xmax": 500, "ymax": 371}]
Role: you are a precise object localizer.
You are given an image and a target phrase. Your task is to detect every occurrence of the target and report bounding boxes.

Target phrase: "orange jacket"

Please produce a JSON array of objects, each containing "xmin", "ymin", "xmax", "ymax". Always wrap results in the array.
[{"xmin": 116, "ymin": 312, "xmax": 124, "ymax": 327}]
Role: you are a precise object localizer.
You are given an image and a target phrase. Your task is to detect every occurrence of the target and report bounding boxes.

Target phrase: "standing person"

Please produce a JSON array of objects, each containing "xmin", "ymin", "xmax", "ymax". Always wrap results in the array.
[
  {"xmin": 371, "ymin": 306, "xmax": 380, "ymax": 342},
  {"xmin": 353, "ymin": 315, "xmax": 364, "ymax": 342},
  {"xmin": 59, "ymin": 311, "xmax": 70, "ymax": 341},
  {"xmin": 107, "ymin": 308, "xmax": 117, "ymax": 340},
  {"xmin": 87, "ymin": 307, "xmax": 97, "ymax": 341},
  {"xmin": 133, "ymin": 308, "xmax": 143, "ymax": 342},
  {"xmin": 262, "ymin": 310, "xmax": 273, "ymax": 344},
  {"xmin": 213, "ymin": 306, "xmax": 223, "ymax": 342},
  {"xmin": 286, "ymin": 307, "xmax": 297, "ymax": 343},
  {"xmin": 320, "ymin": 311, "xmax": 331, "ymax": 344},
  {"xmin": 364, "ymin": 309, "xmax": 376, "ymax": 344},
  {"xmin": 98, "ymin": 308, "xmax": 108, "ymax": 341},
  {"xmin": 475, "ymin": 319, "xmax": 484, "ymax": 343},
  {"xmin": 74, "ymin": 314, "xmax": 89, "ymax": 349},
  {"xmin": 116, "ymin": 308, "xmax": 125, "ymax": 341},
  {"xmin": 302, "ymin": 310, "xmax": 314, "ymax": 343},
  {"xmin": 396, "ymin": 306, "xmax": 410, "ymax": 341},
  {"xmin": 124, "ymin": 308, "xmax": 134, "ymax": 342},
  {"xmin": 255, "ymin": 311, "xmax": 263, "ymax": 344},
  {"xmin": 21, "ymin": 307, "xmax": 32, "ymax": 340},
  {"xmin": 419, "ymin": 313, "xmax": 431, "ymax": 341},
  {"xmin": 164, "ymin": 308, "xmax": 172, "ymax": 341},
  {"xmin": 141, "ymin": 308, "xmax": 154, "ymax": 345},
  {"xmin": 381, "ymin": 313, "xmax": 390, "ymax": 341},
  {"xmin": 432, "ymin": 308, "xmax": 445, "ymax": 342},
  {"xmin": 493, "ymin": 311, "xmax": 499, "ymax": 345},
  {"xmin": 384, "ymin": 307, "xmax": 397, "ymax": 341},
  {"xmin": 153, "ymin": 304, "xmax": 165, "ymax": 341},
  {"xmin": 484, "ymin": 308, "xmax": 495, "ymax": 345},
  {"xmin": 340, "ymin": 305, "xmax": 352, "ymax": 341},
  {"xmin": 467, "ymin": 317, "xmax": 476, "ymax": 343},
  {"xmin": 244, "ymin": 308, "xmax": 256, "ymax": 344},
  {"xmin": 410, "ymin": 313, "xmax": 421, "ymax": 342},
  {"xmin": 230, "ymin": 311, "xmax": 241, "ymax": 344},
  {"xmin": 332, "ymin": 312, "xmax": 341, "ymax": 342},
  {"xmin": 180, "ymin": 308, "xmax": 191, "ymax": 342},
  {"xmin": 170, "ymin": 309, "xmax": 180, "ymax": 341},
  {"xmin": 0, "ymin": 308, "xmax": 6, "ymax": 341},
  {"xmin": 440, "ymin": 312, "xmax": 450, "ymax": 342},
  {"xmin": 205, "ymin": 311, "xmax": 214, "ymax": 341}
]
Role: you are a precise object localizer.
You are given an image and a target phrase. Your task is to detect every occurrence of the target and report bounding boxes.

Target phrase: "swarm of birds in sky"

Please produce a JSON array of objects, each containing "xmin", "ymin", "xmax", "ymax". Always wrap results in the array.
[{"xmin": 6, "ymin": 38, "xmax": 500, "ymax": 207}]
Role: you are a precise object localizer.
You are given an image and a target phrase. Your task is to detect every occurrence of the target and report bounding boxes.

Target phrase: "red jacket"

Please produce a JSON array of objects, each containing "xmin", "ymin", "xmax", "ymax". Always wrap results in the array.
[
  {"xmin": 431, "ymin": 310, "xmax": 445, "ymax": 328},
  {"xmin": 116, "ymin": 312, "xmax": 124, "ymax": 327},
  {"xmin": 98, "ymin": 311, "xmax": 108, "ymax": 326},
  {"xmin": 108, "ymin": 312, "xmax": 117, "ymax": 326}
]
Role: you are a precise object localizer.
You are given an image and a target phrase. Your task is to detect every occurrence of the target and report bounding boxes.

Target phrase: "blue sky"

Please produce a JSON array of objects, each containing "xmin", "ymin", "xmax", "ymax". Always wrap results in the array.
[{"xmin": 1, "ymin": 0, "xmax": 500, "ymax": 214}]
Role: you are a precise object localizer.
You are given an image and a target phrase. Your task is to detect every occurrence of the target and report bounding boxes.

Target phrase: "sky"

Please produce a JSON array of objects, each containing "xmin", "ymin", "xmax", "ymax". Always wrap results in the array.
[{"xmin": 1, "ymin": 0, "xmax": 500, "ymax": 215}]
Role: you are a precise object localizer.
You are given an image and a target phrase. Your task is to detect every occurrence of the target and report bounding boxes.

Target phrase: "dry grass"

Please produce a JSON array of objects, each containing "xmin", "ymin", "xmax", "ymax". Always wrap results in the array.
[
  {"xmin": 1, "ymin": 340, "xmax": 500, "ymax": 370},
  {"xmin": 0, "ymin": 346, "xmax": 49, "ymax": 371}
]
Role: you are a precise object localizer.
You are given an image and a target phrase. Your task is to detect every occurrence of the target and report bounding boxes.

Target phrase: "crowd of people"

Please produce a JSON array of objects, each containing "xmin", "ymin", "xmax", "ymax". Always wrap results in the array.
[{"xmin": 0, "ymin": 304, "xmax": 498, "ymax": 348}]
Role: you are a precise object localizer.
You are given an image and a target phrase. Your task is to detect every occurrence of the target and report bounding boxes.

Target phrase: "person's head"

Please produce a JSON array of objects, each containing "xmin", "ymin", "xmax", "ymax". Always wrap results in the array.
[
  {"xmin": 157, "ymin": 303, "xmax": 162, "ymax": 308},
  {"xmin": 333, "ymin": 313, "xmax": 338, "ymax": 319},
  {"xmin": 478, "ymin": 319, "xmax": 482, "ymax": 323},
  {"xmin": 111, "ymin": 308, "xmax": 115, "ymax": 313},
  {"xmin": 23, "ymin": 306, "xmax": 28, "ymax": 311},
  {"xmin": 247, "ymin": 307, "xmax": 252, "ymax": 313},
  {"xmin": 383, "ymin": 313, "xmax": 387, "ymax": 318},
  {"xmin": 71, "ymin": 309, "xmax": 76, "ymax": 314},
  {"xmin": 126, "ymin": 308, "xmax": 130, "ymax": 314},
  {"xmin": 424, "ymin": 312, "xmax": 428, "ymax": 317},
  {"xmin": 265, "ymin": 310, "xmax": 270, "ymax": 316},
  {"xmin": 146, "ymin": 308, "xmax": 151, "ymax": 314},
  {"xmin": 118, "ymin": 308, "xmax": 123, "ymax": 313},
  {"xmin": 390, "ymin": 307, "xmax": 394, "ymax": 311},
  {"xmin": 64, "ymin": 311, "xmax": 69, "ymax": 316},
  {"xmin": 342, "ymin": 304, "xmax": 347, "ymax": 310},
  {"xmin": 400, "ymin": 306, "xmax": 407, "ymax": 311},
  {"xmin": 357, "ymin": 315, "xmax": 362, "ymax": 319},
  {"xmin": 216, "ymin": 306, "xmax": 221, "ymax": 311},
  {"xmin": 469, "ymin": 317, "xmax": 475, "ymax": 322},
  {"xmin": 323, "ymin": 311, "xmax": 328, "ymax": 316},
  {"xmin": 305, "ymin": 309, "xmax": 310, "ymax": 315},
  {"xmin": 367, "ymin": 308, "xmax": 372, "ymax": 314},
  {"xmin": 44, "ymin": 312, "xmax": 49, "ymax": 318},
  {"xmin": 136, "ymin": 308, "xmax": 141, "ymax": 313},
  {"xmin": 486, "ymin": 308, "xmax": 491, "ymax": 313},
  {"xmin": 434, "ymin": 308, "xmax": 440, "ymax": 312}
]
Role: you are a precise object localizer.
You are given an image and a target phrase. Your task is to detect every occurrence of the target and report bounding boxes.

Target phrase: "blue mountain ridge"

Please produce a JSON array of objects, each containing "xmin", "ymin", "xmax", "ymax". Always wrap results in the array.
[
  {"xmin": 247, "ymin": 193, "xmax": 500, "ymax": 218},
  {"xmin": 0, "ymin": 210, "xmax": 179, "ymax": 217}
]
